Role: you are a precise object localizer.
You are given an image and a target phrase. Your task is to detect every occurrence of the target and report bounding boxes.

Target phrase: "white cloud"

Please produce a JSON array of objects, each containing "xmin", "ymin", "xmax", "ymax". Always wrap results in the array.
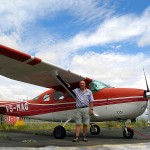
[
  {"xmin": 0, "ymin": 76, "xmax": 47, "ymax": 100},
  {"xmin": 36, "ymin": 6, "xmax": 150, "ymax": 66},
  {"xmin": 69, "ymin": 7, "xmax": 150, "ymax": 47},
  {"xmin": 70, "ymin": 52, "xmax": 150, "ymax": 89},
  {"xmin": 138, "ymin": 32, "xmax": 150, "ymax": 47},
  {"xmin": 0, "ymin": 32, "xmax": 20, "ymax": 49},
  {"xmin": 137, "ymin": 8, "xmax": 150, "ymax": 46},
  {"xmin": 0, "ymin": 0, "xmax": 112, "ymax": 52},
  {"xmin": 1, "ymin": 1, "xmax": 150, "ymax": 54}
]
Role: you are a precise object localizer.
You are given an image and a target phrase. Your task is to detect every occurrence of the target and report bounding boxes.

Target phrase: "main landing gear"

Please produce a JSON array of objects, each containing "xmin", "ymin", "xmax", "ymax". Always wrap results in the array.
[
  {"xmin": 53, "ymin": 119, "xmax": 71, "ymax": 139},
  {"xmin": 90, "ymin": 123, "xmax": 100, "ymax": 135},
  {"xmin": 53, "ymin": 121, "xmax": 101, "ymax": 139},
  {"xmin": 53, "ymin": 125, "xmax": 66, "ymax": 139}
]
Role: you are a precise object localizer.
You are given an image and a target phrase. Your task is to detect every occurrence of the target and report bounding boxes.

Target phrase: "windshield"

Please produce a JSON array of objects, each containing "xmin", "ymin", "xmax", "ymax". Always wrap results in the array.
[
  {"xmin": 33, "ymin": 96, "xmax": 39, "ymax": 100},
  {"xmin": 89, "ymin": 80, "xmax": 110, "ymax": 92}
]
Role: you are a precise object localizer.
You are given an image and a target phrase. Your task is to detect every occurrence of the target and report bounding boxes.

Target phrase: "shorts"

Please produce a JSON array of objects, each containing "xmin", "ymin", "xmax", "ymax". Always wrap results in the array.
[{"xmin": 75, "ymin": 107, "xmax": 90, "ymax": 125}]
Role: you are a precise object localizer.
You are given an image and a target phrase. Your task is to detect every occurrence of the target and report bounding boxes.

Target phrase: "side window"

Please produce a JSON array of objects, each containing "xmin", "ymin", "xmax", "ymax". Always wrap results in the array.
[
  {"xmin": 66, "ymin": 92, "xmax": 73, "ymax": 98},
  {"xmin": 54, "ymin": 91, "xmax": 64, "ymax": 100},
  {"xmin": 43, "ymin": 94, "xmax": 50, "ymax": 101}
]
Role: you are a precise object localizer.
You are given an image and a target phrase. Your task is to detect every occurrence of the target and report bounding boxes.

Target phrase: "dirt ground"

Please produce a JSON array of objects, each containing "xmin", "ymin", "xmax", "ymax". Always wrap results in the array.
[{"xmin": 0, "ymin": 127, "xmax": 150, "ymax": 149}]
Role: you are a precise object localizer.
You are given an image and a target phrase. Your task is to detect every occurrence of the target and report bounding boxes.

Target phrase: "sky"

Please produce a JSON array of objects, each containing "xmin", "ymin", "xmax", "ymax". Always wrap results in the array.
[{"xmin": 0, "ymin": 0, "xmax": 150, "ymax": 101}]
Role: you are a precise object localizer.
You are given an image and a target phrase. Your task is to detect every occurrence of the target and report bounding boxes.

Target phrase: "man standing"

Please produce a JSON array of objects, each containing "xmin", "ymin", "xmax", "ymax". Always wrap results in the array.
[{"xmin": 72, "ymin": 80, "xmax": 94, "ymax": 142}]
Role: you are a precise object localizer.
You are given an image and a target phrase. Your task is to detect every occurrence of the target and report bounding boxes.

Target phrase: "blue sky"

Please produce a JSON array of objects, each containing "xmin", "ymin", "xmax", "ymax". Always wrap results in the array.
[
  {"xmin": 15, "ymin": 0, "xmax": 150, "ymax": 58},
  {"xmin": 0, "ymin": 0, "xmax": 150, "ymax": 100}
]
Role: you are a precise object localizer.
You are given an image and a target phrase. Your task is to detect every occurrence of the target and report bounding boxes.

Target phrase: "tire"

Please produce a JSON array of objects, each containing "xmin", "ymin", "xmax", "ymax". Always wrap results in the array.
[
  {"xmin": 53, "ymin": 125, "xmax": 66, "ymax": 139},
  {"xmin": 123, "ymin": 128, "xmax": 134, "ymax": 139},
  {"xmin": 90, "ymin": 124, "xmax": 100, "ymax": 135}
]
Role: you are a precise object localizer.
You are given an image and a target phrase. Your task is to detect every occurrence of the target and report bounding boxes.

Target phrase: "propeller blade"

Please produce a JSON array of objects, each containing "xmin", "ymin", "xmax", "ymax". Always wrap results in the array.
[
  {"xmin": 143, "ymin": 68, "xmax": 150, "ymax": 126},
  {"xmin": 143, "ymin": 68, "xmax": 150, "ymax": 92},
  {"xmin": 148, "ymin": 100, "xmax": 150, "ymax": 127}
]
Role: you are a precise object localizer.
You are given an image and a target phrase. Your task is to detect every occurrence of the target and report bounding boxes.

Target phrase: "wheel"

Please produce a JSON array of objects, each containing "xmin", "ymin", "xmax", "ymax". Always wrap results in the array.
[
  {"xmin": 90, "ymin": 124, "xmax": 100, "ymax": 135},
  {"xmin": 53, "ymin": 125, "xmax": 66, "ymax": 139},
  {"xmin": 123, "ymin": 128, "xmax": 134, "ymax": 139}
]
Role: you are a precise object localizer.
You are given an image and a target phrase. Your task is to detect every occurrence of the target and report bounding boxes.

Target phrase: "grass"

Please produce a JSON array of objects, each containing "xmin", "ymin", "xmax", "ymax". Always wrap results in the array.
[
  {"xmin": 129, "ymin": 119, "xmax": 148, "ymax": 128},
  {"xmin": 0, "ymin": 122, "xmax": 76, "ymax": 132},
  {"xmin": 98, "ymin": 119, "xmax": 148, "ymax": 128},
  {"xmin": 0, "ymin": 119, "xmax": 148, "ymax": 132}
]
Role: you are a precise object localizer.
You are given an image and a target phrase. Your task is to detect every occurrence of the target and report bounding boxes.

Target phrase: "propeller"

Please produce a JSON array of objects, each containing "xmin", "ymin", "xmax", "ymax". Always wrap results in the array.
[
  {"xmin": 148, "ymin": 100, "xmax": 150, "ymax": 127},
  {"xmin": 143, "ymin": 68, "xmax": 150, "ymax": 126},
  {"xmin": 143, "ymin": 68, "xmax": 150, "ymax": 92}
]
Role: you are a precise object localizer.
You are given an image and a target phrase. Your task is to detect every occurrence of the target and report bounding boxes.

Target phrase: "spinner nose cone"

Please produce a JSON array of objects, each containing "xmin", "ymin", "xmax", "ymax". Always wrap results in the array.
[{"xmin": 146, "ymin": 91, "xmax": 150, "ymax": 99}]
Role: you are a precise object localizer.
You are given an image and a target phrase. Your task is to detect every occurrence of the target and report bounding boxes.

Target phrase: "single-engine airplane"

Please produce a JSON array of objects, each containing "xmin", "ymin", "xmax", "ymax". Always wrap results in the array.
[{"xmin": 0, "ymin": 44, "xmax": 150, "ymax": 139}]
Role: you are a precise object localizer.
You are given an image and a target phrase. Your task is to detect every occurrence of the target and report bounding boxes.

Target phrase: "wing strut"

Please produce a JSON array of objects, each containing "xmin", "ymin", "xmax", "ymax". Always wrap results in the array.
[{"xmin": 55, "ymin": 74, "xmax": 76, "ymax": 99}]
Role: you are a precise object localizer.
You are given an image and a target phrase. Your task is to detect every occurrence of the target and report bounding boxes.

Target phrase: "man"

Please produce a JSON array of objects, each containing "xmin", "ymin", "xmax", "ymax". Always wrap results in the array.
[{"xmin": 72, "ymin": 80, "xmax": 94, "ymax": 142}]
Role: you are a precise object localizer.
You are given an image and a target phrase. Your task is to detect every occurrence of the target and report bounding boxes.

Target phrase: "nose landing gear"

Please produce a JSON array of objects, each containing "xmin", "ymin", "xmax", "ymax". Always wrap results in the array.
[
  {"xmin": 122, "ymin": 121, "xmax": 134, "ymax": 139},
  {"xmin": 123, "ymin": 127, "xmax": 134, "ymax": 139}
]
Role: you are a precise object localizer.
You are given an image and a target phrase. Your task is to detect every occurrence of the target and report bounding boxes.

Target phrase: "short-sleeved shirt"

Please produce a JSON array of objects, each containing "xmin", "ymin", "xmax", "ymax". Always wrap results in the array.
[{"xmin": 73, "ymin": 88, "xmax": 94, "ymax": 108}]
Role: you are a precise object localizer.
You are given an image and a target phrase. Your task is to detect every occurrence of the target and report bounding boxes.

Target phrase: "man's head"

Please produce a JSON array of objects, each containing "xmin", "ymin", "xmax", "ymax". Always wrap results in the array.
[{"xmin": 79, "ymin": 80, "xmax": 86, "ymax": 91}]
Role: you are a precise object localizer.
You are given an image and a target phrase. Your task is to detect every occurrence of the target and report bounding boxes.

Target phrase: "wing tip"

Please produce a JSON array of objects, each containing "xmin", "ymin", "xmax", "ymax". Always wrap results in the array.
[{"xmin": 0, "ymin": 44, "xmax": 31, "ymax": 62}]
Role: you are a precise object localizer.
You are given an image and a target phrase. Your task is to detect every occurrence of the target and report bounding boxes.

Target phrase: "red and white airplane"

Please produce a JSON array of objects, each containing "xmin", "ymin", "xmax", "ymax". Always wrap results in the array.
[{"xmin": 0, "ymin": 44, "xmax": 149, "ymax": 139}]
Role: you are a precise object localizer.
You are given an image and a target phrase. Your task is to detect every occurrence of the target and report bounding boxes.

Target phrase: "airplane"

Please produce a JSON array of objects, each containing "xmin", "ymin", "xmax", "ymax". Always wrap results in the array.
[{"xmin": 0, "ymin": 44, "xmax": 150, "ymax": 139}]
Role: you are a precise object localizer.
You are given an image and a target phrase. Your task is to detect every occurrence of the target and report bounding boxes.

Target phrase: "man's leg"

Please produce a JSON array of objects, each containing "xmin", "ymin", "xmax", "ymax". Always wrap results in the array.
[
  {"xmin": 83, "ymin": 124, "xmax": 88, "ymax": 137},
  {"xmin": 73, "ymin": 109, "xmax": 82, "ymax": 142},
  {"xmin": 75, "ymin": 124, "xmax": 81, "ymax": 137},
  {"xmin": 73, "ymin": 124, "xmax": 81, "ymax": 142},
  {"xmin": 82, "ymin": 108, "xmax": 90, "ymax": 141}
]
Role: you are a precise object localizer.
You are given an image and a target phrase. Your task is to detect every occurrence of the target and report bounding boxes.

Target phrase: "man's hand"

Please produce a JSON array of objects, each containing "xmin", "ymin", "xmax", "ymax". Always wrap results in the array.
[
  {"xmin": 66, "ymin": 83, "xmax": 70, "ymax": 87},
  {"xmin": 89, "ymin": 109, "xmax": 93, "ymax": 116}
]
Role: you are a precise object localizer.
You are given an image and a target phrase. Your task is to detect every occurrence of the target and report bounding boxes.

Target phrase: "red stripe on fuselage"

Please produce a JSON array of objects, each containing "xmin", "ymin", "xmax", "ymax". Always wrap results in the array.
[{"xmin": 0, "ymin": 45, "xmax": 31, "ymax": 62}]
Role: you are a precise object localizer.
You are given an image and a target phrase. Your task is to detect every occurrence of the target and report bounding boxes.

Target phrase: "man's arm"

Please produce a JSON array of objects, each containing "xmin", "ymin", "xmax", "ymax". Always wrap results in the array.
[
  {"xmin": 89, "ymin": 101, "xmax": 93, "ymax": 115},
  {"xmin": 89, "ymin": 101, "xmax": 93, "ymax": 110},
  {"xmin": 89, "ymin": 90, "xmax": 94, "ymax": 115},
  {"xmin": 66, "ymin": 83, "xmax": 76, "ymax": 98}
]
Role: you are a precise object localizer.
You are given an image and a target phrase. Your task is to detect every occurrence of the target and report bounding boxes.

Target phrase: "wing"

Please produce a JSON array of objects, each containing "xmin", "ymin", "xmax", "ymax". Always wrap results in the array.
[{"xmin": 0, "ymin": 44, "xmax": 86, "ymax": 88}]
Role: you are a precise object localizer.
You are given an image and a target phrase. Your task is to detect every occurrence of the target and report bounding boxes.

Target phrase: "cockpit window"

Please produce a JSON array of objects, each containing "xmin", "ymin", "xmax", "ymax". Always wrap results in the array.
[
  {"xmin": 43, "ymin": 94, "xmax": 50, "ymax": 101},
  {"xmin": 33, "ymin": 96, "xmax": 39, "ymax": 100},
  {"xmin": 54, "ymin": 91, "xmax": 64, "ymax": 100},
  {"xmin": 89, "ymin": 80, "xmax": 110, "ymax": 92}
]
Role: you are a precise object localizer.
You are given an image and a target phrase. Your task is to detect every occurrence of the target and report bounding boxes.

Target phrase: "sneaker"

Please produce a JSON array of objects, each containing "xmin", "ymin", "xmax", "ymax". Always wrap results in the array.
[
  {"xmin": 82, "ymin": 137, "xmax": 88, "ymax": 142},
  {"xmin": 72, "ymin": 137, "xmax": 79, "ymax": 142}
]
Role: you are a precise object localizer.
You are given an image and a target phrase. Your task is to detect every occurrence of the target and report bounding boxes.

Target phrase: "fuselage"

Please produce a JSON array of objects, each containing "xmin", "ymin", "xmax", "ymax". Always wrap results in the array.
[{"xmin": 0, "ymin": 87, "xmax": 148, "ymax": 123}]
